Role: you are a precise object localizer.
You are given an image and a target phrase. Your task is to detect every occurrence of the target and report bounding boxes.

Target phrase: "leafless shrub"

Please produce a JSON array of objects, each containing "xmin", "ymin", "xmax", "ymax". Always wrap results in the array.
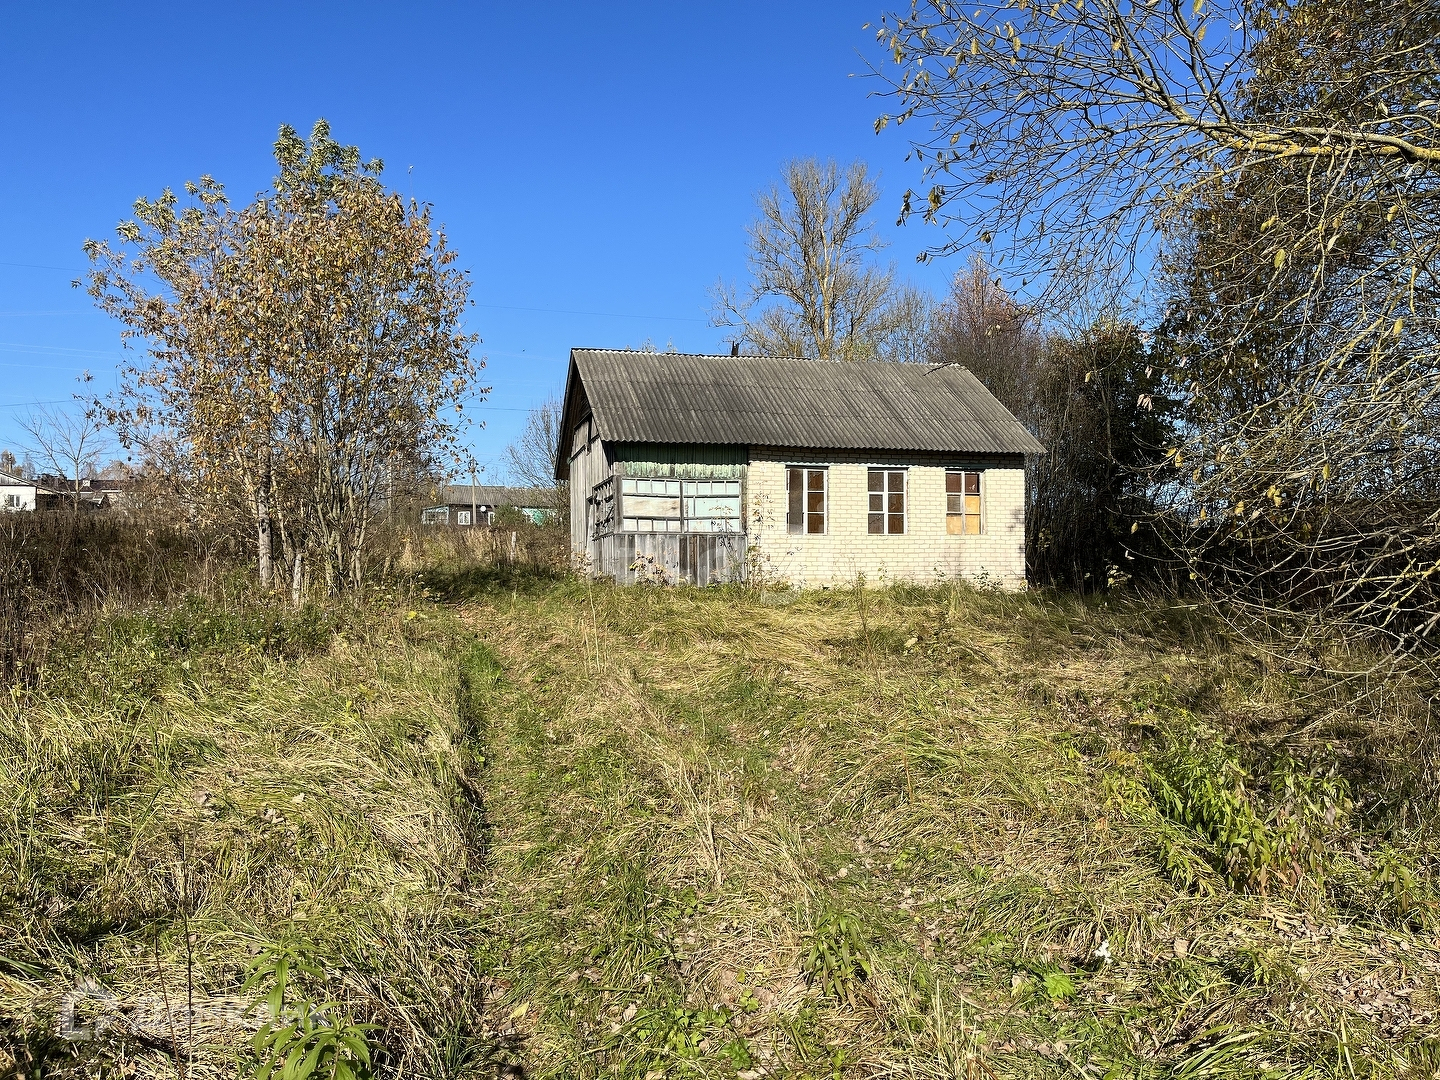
[{"xmin": 502, "ymin": 398, "xmax": 566, "ymax": 517}]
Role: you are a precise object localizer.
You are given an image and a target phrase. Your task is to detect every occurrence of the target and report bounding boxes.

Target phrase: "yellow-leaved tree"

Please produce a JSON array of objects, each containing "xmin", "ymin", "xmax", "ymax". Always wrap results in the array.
[{"xmin": 85, "ymin": 120, "xmax": 484, "ymax": 595}]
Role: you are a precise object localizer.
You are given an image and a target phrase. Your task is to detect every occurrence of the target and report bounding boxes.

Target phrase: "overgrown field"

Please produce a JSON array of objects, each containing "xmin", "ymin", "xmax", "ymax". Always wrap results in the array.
[
  {"xmin": 5, "ymin": 563, "xmax": 1439, "ymax": 1078},
  {"xmin": 1, "ymin": 590, "xmax": 495, "ymax": 1079},
  {"xmin": 442, "ymin": 574, "xmax": 1439, "ymax": 1079}
]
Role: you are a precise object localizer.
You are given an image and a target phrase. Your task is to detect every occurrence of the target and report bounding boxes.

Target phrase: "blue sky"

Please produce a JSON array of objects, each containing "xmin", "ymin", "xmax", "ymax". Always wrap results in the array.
[{"xmin": 0, "ymin": 2, "xmax": 961, "ymax": 479}]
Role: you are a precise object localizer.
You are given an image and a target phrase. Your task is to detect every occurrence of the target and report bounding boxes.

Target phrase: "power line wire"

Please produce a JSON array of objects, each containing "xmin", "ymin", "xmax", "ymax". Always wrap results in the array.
[
  {"xmin": 472, "ymin": 301, "xmax": 704, "ymax": 323},
  {"xmin": 0, "ymin": 310, "xmax": 97, "ymax": 317},
  {"xmin": 3, "ymin": 257, "xmax": 707, "ymax": 323},
  {"xmin": 0, "ymin": 260, "xmax": 86, "ymax": 273}
]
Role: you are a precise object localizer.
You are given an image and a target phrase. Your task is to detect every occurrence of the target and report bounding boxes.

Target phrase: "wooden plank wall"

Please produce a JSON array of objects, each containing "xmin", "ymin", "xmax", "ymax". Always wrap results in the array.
[
  {"xmin": 567, "ymin": 416, "xmax": 609, "ymax": 563},
  {"xmin": 596, "ymin": 532, "xmax": 746, "ymax": 585}
]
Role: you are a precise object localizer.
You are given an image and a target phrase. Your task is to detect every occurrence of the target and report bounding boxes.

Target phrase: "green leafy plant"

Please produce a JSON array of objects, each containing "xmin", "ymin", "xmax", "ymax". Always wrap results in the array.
[
  {"xmin": 1145, "ymin": 727, "xmax": 1349, "ymax": 892},
  {"xmin": 720, "ymin": 1037, "xmax": 754, "ymax": 1068},
  {"xmin": 1041, "ymin": 970, "xmax": 1077, "ymax": 1000},
  {"xmin": 628, "ymin": 1004, "xmax": 728, "ymax": 1061},
  {"xmin": 802, "ymin": 911, "xmax": 873, "ymax": 1006},
  {"xmin": 243, "ymin": 934, "xmax": 326, "ymax": 1017},
  {"xmin": 1222, "ymin": 944, "xmax": 1295, "ymax": 988},
  {"xmin": 1369, "ymin": 847, "xmax": 1435, "ymax": 927},
  {"xmin": 252, "ymin": 1004, "xmax": 376, "ymax": 1080},
  {"xmin": 735, "ymin": 985, "xmax": 760, "ymax": 1015},
  {"xmin": 244, "ymin": 936, "xmax": 375, "ymax": 1080}
]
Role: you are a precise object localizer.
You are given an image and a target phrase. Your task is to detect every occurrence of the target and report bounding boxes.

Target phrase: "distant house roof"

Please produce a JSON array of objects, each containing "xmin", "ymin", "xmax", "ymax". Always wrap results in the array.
[
  {"xmin": 556, "ymin": 349, "xmax": 1045, "ymax": 479},
  {"xmin": 435, "ymin": 485, "xmax": 557, "ymax": 508},
  {"xmin": 0, "ymin": 469, "xmax": 60, "ymax": 494}
]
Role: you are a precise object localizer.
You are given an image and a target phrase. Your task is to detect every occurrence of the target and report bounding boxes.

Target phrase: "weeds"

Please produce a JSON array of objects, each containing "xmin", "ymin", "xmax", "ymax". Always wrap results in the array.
[
  {"xmin": 245, "ymin": 937, "xmax": 375, "ymax": 1080},
  {"xmin": 6, "ymin": 530, "xmax": 1439, "ymax": 1079},
  {"xmin": 802, "ymin": 912, "xmax": 874, "ymax": 1006},
  {"xmin": 251, "ymin": 1005, "xmax": 375, "ymax": 1080},
  {"xmin": 0, "ymin": 589, "xmax": 492, "ymax": 1079},
  {"xmin": 1365, "ymin": 847, "xmax": 1435, "ymax": 928},
  {"xmin": 456, "ymin": 577, "xmax": 1439, "ymax": 1077},
  {"xmin": 1145, "ymin": 724, "xmax": 1351, "ymax": 892}
]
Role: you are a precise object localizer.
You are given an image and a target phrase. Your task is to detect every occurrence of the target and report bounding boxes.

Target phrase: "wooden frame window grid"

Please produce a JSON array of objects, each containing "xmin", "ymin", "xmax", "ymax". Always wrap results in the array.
[
  {"xmin": 867, "ymin": 469, "xmax": 907, "ymax": 534},
  {"xmin": 680, "ymin": 479, "xmax": 742, "ymax": 532},
  {"xmin": 620, "ymin": 477, "xmax": 683, "ymax": 533},
  {"xmin": 946, "ymin": 470, "xmax": 983, "ymax": 535},
  {"xmin": 620, "ymin": 477, "xmax": 742, "ymax": 533},
  {"xmin": 786, "ymin": 467, "xmax": 827, "ymax": 534}
]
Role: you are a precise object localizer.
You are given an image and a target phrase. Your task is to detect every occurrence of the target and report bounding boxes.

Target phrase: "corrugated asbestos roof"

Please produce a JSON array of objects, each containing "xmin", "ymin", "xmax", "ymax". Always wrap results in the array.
[
  {"xmin": 437, "ymin": 485, "xmax": 556, "ymax": 507},
  {"xmin": 563, "ymin": 349, "xmax": 1045, "ymax": 467}
]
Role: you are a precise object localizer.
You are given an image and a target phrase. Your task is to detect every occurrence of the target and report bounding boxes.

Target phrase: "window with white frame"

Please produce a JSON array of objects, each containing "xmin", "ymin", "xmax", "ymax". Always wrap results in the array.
[
  {"xmin": 867, "ymin": 469, "xmax": 907, "ymax": 534},
  {"xmin": 457, "ymin": 510, "xmax": 472, "ymax": 526},
  {"xmin": 620, "ymin": 478, "xmax": 742, "ymax": 533},
  {"xmin": 681, "ymin": 479, "xmax": 742, "ymax": 531},
  {"xmin": 786, "ymin": 467, "xmax": 827, "ymax": 534},
  {"xmin": 946, "ymin": 470, "xmax": 982, "ymax": 534}
]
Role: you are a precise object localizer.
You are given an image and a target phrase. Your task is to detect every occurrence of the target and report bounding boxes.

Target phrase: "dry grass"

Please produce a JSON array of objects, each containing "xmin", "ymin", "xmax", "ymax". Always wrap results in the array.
[
  {"xmin": 0, "ymin": 593, "xmax": 496, "ymax": 1079},
  {"xmin": 452, "ymin": 578, "xmax": 1440, "ymax": 1079},
  {"xmin": 5, "ymin": 552, "xmax": 1439, "ymax": 1079}
]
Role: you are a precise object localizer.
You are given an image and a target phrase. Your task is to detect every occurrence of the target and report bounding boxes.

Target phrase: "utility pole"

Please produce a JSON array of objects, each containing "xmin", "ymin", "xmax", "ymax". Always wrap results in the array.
[{"xmin": 470, "ymin": 469, "xmax": 477, "ymax": 528}]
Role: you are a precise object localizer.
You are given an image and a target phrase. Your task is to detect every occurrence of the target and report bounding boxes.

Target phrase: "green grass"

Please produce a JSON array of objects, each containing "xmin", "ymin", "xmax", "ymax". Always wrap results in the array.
[
  {"xmin": 4, "ymin": 568, "xmax": 1439, "ymax": 1079},
  {"xmin": 453, "ymin": 579, "xmax": 1440, "ymax": 1078}
]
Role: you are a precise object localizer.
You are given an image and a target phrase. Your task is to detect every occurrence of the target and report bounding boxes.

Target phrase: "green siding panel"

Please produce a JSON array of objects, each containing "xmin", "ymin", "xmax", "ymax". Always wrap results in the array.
[{"xmin": 613, "ymin": 443, "xmax": 748, "ymax": 479}]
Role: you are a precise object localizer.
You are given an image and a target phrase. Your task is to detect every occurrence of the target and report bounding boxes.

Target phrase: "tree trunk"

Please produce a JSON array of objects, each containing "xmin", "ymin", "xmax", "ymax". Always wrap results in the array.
[
  {"xmin": 256, "ymin": 448, "xmax": 274, "ymax": 588},
  {"xmin": 290, "ymin": 548, "xmax": 304, "ymax": 608}
]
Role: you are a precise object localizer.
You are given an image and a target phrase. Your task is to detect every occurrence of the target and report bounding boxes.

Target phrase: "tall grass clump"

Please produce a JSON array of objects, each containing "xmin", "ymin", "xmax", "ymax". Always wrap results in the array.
[
  {"xmin": 0, "ymin": 511, "xmax": 236, "ymax": 690},
  {"xmin": 0, "ymin": 523, "xmax": 507, "ymax": 1078}
]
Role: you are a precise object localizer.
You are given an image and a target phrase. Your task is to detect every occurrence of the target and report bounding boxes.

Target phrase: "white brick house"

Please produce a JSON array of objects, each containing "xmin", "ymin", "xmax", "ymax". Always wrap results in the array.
[{"xmin": 555, "ymin": 349, "xmax": 1044, "ymax": 588}]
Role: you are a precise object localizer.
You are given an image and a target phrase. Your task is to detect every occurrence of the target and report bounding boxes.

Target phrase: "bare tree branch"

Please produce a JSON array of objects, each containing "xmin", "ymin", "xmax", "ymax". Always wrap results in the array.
[
  {"xmin": 711, "ymin": 159, "xmax": 899, "ymax": 361},
  {"xmin": 876, "ymin": 0, "xmax": 1440, "ymax": 651},
  {"xmin": 17, "ymin": 400, "xmax": 110, "ymax": 513}
]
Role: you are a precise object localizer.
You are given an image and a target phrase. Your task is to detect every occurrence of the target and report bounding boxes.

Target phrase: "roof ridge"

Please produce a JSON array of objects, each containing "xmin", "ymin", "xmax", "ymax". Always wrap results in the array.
[{"xmin": 573, "ymin": 347, "xmax": 815, "ymax": 361}]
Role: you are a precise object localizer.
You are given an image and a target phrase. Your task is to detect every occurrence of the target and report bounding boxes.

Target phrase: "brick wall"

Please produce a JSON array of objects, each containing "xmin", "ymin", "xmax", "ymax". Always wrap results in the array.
[{"xmin": 746, "ymin": 448, "xmax": 1027, "ymax": 590}]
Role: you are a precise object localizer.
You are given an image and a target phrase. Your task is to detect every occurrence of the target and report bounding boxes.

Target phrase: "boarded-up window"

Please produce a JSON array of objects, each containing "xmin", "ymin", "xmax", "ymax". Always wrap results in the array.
[
  {"xmin": 621, "ymin": 477, "xmax": 682, "ymax": 532},
  {"xmin": 946, "ymin": 470, "xmax": 982, "ymax": 534},
  {"xmin": 571, "ymin": 418, "xmax": 591, "ymax": 457},
  {"xmin": 786, "ymin": 467, "xmax": 827, "ymax": 534},
  {"xmin": 622, "ymin": 478, "xmax": 742, "ymax": 532},
  {"xmin": 867, "ymin": 469, "xmax": 906, "ymax": 534}
]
